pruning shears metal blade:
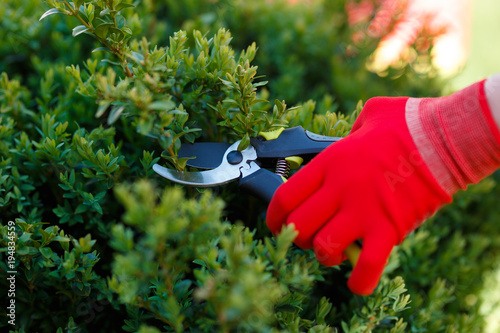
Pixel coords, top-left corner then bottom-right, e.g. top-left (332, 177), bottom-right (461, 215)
top-left (153, 141), bottom-right (258, 187)
top-left (152, 163), bottom-right (240, 187)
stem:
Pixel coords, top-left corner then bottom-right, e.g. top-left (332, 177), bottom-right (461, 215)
top-left (123, 60), bottom-right (133, 77)
top-left (139, 299), bottom-right (175, 327)
top-left (166, 146), bottom-right (183, 171)
top-left (63, 1), bottom-right (134, 78)
top-left (167, 146), bottom-right (175, 158)
top-left (64, 1), bottom-right (92, 31)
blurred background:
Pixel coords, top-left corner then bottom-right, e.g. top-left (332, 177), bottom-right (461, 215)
top-left (2, 0), bottom-right (500, 331)
top-left (448, 0), bottom-right (500, 91)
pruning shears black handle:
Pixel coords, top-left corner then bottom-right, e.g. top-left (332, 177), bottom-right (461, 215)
top-left (239, 167), bottom-right (285, 203)
top-left (251, 126), bottom-right (340, 161)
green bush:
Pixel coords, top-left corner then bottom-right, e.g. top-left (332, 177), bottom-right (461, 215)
top-left (1, 0), bottom-right (499, 332)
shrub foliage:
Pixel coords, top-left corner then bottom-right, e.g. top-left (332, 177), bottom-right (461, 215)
top-left (1, 0), bottom-right (499, 332)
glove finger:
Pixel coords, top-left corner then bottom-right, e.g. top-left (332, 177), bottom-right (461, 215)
top-left (312, 212), bottom-right (361, 266)
top-left (266, 157), bottom-right (327, 235)
top-left (347, 227), bottom-right (398, 295)
top-left (285, 187), bottom-right (341, 249)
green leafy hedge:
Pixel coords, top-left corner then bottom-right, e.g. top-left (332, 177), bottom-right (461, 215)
top-left (1, 0), bottom-right (499, 332)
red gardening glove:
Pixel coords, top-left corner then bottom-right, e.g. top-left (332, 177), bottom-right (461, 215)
top-left (267, 80), bottom-right (500, 295)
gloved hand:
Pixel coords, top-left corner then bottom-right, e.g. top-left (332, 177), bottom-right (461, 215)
top-left (267, 79), bottom-right (500, 295)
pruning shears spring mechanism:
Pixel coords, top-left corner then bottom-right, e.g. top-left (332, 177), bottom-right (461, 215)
top-left (153, 126), bottom-right (361, 265)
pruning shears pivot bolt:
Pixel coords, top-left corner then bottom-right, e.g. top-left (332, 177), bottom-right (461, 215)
top-left (227, 150), bottom-right (243, 165)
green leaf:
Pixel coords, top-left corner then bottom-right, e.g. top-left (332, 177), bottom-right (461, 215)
top-left (84, 3), bottom-right (94, 21)
top-left (147, 100), bottom-right (176, 111)
top-left (121, 26), bottom-right (133, 35)
top-left (173, 280), bottom-right (192, 299)
top-left (20, 184), bottom-right (36, 191)
top-left (130, 51), bottom-right (144, 63)
top-left (92, 202), bottom-right (103, 214)
top-left (72, 25), bottom-right (89, 37)
top-left (101, 59), bottom-right (122, 66)
top-left (172, 129), bottom-right (201, 144)
top-left (109, 27), bottom-right (125, 41)
top-left (39, 247), bottom-right (53, 259)
top-left (115, 3), bottom-right (136, 11)
top-left (39, 228), bottom-right (50, 243)
top-left (94, 23), bottom-right (113, 39)
top-left (18, 246), bottom-right (39, 256)
top-left (115, 15), bottom-right (125, 29)
top-left (92, 47), bottom-right (112, 54)
top-left (176, 157), bottom-right (194, 170)
top-left (75, 204), bottom-right (88, 214)
top-left (159, 134), bottom-right (173, 150)
top-left (74, 0), bottom-right (85, 8)
top-left (18, 233), bottom-right (32, 243)
top-left (193, 259), bottom-right (207, 268)
top-left (39, 8), bottom-right (63, 21)
top-left (77, 234), bottom-right (96, 253)
top-left (96, 101), bottom-right (111, 118)
top-left (15, 220), bottom-right (29, 232)
top-left (168, 109), bottom-right (188, 115)
top-left (253, 81), bottom-right (268, 88)
top-left (237, 133), bottom-right (251, 151)
top-left (223, 99), bottom-right (240, 107)
top-left (108, 106), bottom-right (124, 125)
top-left (53, 235), bottom-right (71, 243)
top-left (94, 191), bottom-right (106, 201)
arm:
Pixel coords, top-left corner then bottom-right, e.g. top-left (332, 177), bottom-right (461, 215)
top-left (267, 75), bottom-right (500, 295)
top-left (485, 73), bottom-right (500, 130)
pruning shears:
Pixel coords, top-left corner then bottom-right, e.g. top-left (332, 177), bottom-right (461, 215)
top-left (153, 126), bottom-right (361, 266)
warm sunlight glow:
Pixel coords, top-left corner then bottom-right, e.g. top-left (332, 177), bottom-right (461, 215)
top-left (347, 0), bottom-right (472, 76)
